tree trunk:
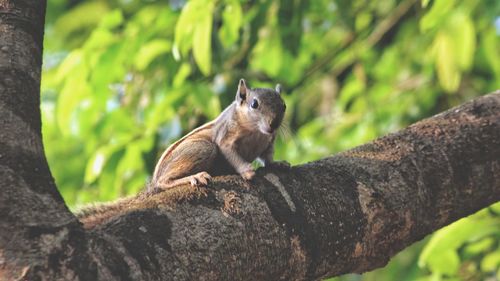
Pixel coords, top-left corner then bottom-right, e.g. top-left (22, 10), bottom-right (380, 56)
top-left (0, 0), bottom-right (89, 279)
top-left (1, 1), bottom-right (499, 280)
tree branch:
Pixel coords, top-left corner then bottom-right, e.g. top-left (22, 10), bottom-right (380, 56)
top-left (19, 91), bottom-right (498, 280)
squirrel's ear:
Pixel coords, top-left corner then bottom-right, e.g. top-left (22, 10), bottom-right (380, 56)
top-left (275, 84), bottom-right (282, 94)
top-left (236, 78), bottom-right (248, 102)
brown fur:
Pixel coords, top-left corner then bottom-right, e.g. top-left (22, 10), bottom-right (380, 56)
top-left (151, 78), bottom-right (286, 190)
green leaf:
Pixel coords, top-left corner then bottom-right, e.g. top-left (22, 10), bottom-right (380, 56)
top-left (219, 0), bottom-right (243, 47)
top-left (174, 0), bottom-right (209, 57)
top-left (84, 148), bottom-right (108, 184)
top-left (173, 0), bottom-right (214, 74)
top-left (422, 0), bottom-right (431, 8)
top-left (55, 50), bottom-right (84, 83)
top-left (192, 4), bottom-right (214, 75)
top-left (84, 140), bottom-right (132, 191)
top-left (250, 31), bottom-right (283, 77)
top-left (490, 202), bottom-right (500, 214)
top-left (482, 250), bottom-right (500, 272)
top-left (419, 216), bottom-right (500, 274)
top-left (355, 12), bottom-right (372, 32)
top-left (89, 43), bottom-right (126, 93)
top-left (145, 96), bottom-right (177, 134)
top-left (96, 150), bottom-right (125, 201)
top-left (114, 143), bottom-right (145, 193)
top-left (54, 1), bottom-right (109, 39)
top-left (447, 12), bottom-right (475, 70)
top-left (432, 32), bottom-right (460, 92)
top-left (414, 272), bottom-right (447, 281)
top-left (427, 250), bottom-right (461, 275)
top-left (173, 63), bottom-right (192, 87)
top-left (173, 6), bottom-right (195, 57)
top-left (338, 76), bottom-right (366, 110)
top-left (134, 39), bottom-right (172, 71)
top-left (482, 30), bottom-right (500, 82)
top-left (99, 9), bottom-right (124, 29)
top-left (420, 0), bottom-right (455, 31)
top-left (83, 28), bottom-right (116, 51)
top-left (464, 238), bottom-right (495, 256)
top-left (56, 73), bottom-right (90, 135)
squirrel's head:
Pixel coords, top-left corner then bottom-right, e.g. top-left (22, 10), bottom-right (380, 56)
top-left (235, 78), bottom-right (286, 135)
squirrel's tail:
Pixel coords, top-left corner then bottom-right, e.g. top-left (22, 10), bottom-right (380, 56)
top-left (75, 196), bottom-right (136, 229)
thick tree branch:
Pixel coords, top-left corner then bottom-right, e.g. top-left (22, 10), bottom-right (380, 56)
top-left (34, 92), bottom-right (500, 280)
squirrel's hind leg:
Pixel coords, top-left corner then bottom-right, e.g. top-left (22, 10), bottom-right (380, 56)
top-left (152, 139), bottom-right (217, 190)
top-left (156, 171), bottom-right (212, 190)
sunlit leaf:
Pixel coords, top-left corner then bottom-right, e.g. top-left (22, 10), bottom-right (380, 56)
top-left (114, 143), bottom-right (146, 193)
top-left (482, 251), bottom-right (500, 272)
top-left (54, 1), bottom-right (109, 40)
top-left (56, 74), bottom-right (90, 135)
top-left (483, 30), bottom-right (500, 83)
top-left (134, 39), bottom-right (172, 71)
top-left (173, 63), bottom-right (192, 87)
top-left (219, 0), bottom-right (243, 47)
top-left (174, 8), bottom-right (195, 57)
top-left (427, 250), bottom-right (460, 275)
top-left (338, 77), bottom-right (365, 110)
top-left (447, 12), bottom-right (475, 70)
top-left (84, 148), bottom-right (108, 184)
top-left (355, 12), bottom-right (372, 32)
top-left (464, 237), bottom-right (495, 256)
top-left (133, 5), bottom-right (164, 27)
top-left (174, 0), bottom-right (209, 57)
top-left (419, 216), bottom-right (500, 273)
top-left (489, 202), bottom-right (500, 214)
top-left (432, 32), bottom-right (460, 92)
top-left (145, 96), bottom-right (177, 134)
top-left (55, 50), bottom-right (83, 83)
top-left (250, 30), bottom-right (283, 77)
top-left (99, 9), bottom-right (124, 29)
top-left (192, 3), bottom-right (214, 75)
top-left (83, 28), bottom-right (116, 51)
top-left (97, 151), bottom-right (125, 200)
top-left (420, 0), bottom-right (455, 31)
top-left (90, 43), bottom-right (126, 95)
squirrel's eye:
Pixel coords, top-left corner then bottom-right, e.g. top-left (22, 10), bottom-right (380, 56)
top-left (250, 99), bottom-right (259, 109)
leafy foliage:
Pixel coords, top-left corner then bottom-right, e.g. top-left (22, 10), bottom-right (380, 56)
top-left (416, 203), bottom-right (500, 281)
top-left (42, 0), bottom-right (500, 279)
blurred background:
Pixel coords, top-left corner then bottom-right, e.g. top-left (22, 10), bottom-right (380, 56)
top-left (41, 0), bottom-right (500, 280)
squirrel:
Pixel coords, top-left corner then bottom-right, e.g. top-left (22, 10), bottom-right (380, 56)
top-left (76, 79), bottom-right (287, 229)
top-left (150, 78), bottom-right (288, 191)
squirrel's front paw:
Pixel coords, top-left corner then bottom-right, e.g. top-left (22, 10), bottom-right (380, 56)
top-left (240, 169), bottom-right (255, 180)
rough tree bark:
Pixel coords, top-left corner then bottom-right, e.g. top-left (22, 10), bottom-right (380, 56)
top-left (1, 1), bottom-right (499, 280)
